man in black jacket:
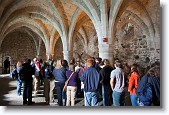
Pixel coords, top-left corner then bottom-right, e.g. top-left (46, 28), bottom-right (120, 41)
top-left (20, 59), bottom-right (35, 105)
top-left (99, 59), bottom-right (113, 106)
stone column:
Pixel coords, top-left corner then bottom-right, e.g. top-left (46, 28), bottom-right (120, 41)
top-left (36, 39), bottom-right (42, 59)
top-left (63, 50), bottom-right (73, 63)
top-left (46, 51), bottom-right (54, 60)
top-left (98, 44), bottom-right (114, 65)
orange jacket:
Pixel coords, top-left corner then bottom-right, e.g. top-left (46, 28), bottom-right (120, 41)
top-left (128, 72), bottom-right (139, 95)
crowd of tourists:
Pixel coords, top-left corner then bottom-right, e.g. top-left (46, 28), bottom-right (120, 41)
top-left (10, 55), bottom-right (160, 106)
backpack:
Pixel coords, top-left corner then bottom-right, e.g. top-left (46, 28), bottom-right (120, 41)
top-left (137, 76), bottom-right (153, 106)
top-left (11, 69), bottom-right (18, 80)
top-left (44, 60), bottom-right (54, 78)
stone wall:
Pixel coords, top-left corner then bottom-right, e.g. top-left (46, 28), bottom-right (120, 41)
top-left (39, 41), bottom-right (46, 61)
top-left (0, 31), bottom-right (36, 66)
top-left (73, 27), bottom-right (98, 62)
top-left (0, 0), bottom-right (160, 69)
top-left (72, 19), bottom-right (99, 62)
top-left (113, 0), bottom-right (160, 68)
top-left (54, 38), bottom-right (63, 60)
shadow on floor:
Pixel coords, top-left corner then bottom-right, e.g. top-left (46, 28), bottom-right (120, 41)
top-left (0, 76), bottom-right (16, 106)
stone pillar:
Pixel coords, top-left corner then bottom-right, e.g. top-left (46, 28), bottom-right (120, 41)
top-left (46, 52), bottom-right (54, 60)
top-left (98, 44), bottom-right (114, 65)
top-left (36, 39), bottom-right (42, 59)
top-left (63, 50), bottom-right (73, 63)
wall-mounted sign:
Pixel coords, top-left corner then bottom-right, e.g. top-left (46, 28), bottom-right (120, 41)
top-left (103, 38), bottom-right (108, 42)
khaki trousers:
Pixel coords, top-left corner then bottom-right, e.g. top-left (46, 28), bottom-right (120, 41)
top-left (33, 75), bottom-right (40, 93)
top-left (44, 78), bottom-right (55, 103)
top-left (66, 86), bottom-right (77, 106)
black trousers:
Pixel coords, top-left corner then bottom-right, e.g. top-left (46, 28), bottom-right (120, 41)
top-left (23, 81), bottom-right (33, 104)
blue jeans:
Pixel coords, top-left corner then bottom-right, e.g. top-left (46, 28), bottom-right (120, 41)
top-left (112, 91), bottom-right (125, 106)
top-left (130, 94), bottom-right (138, 106)
top-left (17, 79), bottom-right (22, 96)
top-left (84, 92), bottom-right (99, 106)
top-left (102, 85), bottom-right (112, 106)
top-left (55, 82), bottom-right (66, 106)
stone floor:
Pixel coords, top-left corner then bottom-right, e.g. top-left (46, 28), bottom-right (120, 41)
top-left (0, 74), bottom-right (131, 107)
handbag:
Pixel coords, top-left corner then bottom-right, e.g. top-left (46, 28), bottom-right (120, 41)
top-left (63, 72), bottom-right (74, 92)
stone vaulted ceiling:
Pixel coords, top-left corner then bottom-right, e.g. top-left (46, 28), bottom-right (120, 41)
top-left (0, 0), bottom-right (121, 56)
top-left (0, 0), bottom-right (160, 66)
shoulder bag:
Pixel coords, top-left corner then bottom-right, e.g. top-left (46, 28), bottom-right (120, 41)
top-left (63, 72), bottom-right (74, 92)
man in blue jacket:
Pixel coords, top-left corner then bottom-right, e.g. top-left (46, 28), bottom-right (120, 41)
top-left (80, 57), bottom-right (101, 106)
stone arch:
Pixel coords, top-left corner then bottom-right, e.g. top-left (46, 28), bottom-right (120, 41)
top-left (68, 8), bottom-right (83, 49)
top-left (0, 24), bottom-right (49, 60)
top-left (0, 0), bottom-right (15, 18)
top-left (1, 26), bottom-right (45, 61)
top-left (79, 26), bottom-right (88, 47)
top-left (0, 1), bottom-right (68, 54)
top-left (0, 0), bottom-right (27, 31)
top-left (0, 18), bottom-right (48, 49)
top-left (83, 0), bottom-right (100, 22)
top-left (52, 35), bottom-right (60, 56)
top-left (71, 0), bottom-right (101, 44)
top-left (111, 0), bottom-right (155, 47)
top-left (120, 10), bottom-right (150, 36)
top-left (0, 6), bottom-right (63, 39)
top-left (24, 29), bottom-right (39, 54)
top-left (134, 0), bottom-right (155, 38)
top-left (1, 30), bottom-right (37, 67)
top-left (48, 0), bottom-right (69, 51)
top-left (53, 37), bottom-right (64, 60)
top-left (69, 12), bottom-right (90, 51)
top-left (109, 0), bottom-right (124, 43)
top-left (49, 0), bottom-right (69, 33)
top-left (0, 5), bottom-right (69, 56)
top-left (70, 0), bottom-right (93, 20)
top-left (72, 31), bottom-right (86, 61)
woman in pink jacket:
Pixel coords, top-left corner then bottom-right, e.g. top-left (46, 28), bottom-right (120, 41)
top-left (128, 64), bottom-right (140, 106)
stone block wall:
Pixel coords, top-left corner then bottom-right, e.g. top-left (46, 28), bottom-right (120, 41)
top-left (73, 28), bottom-right (98, 62)
top-left (0, 31), bottom-right (36, 66)
top-left (113, 0), bottom-right (160, 68)
top-left (54, 38), bottom-right (63, 60)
